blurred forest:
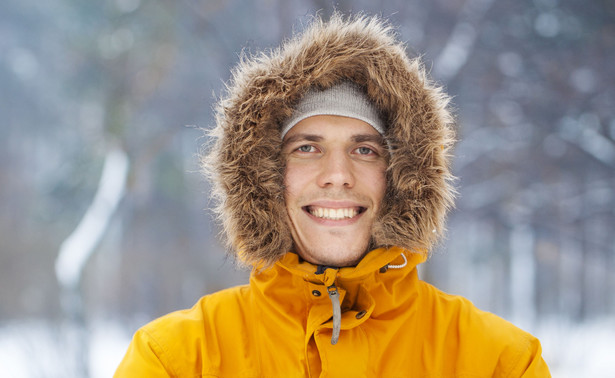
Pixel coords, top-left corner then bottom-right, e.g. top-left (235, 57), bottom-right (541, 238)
top-left (1, 0), bottom-right (614, 376)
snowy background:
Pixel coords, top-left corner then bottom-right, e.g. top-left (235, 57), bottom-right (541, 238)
top-left (1, 0), bottom-right (614, 376)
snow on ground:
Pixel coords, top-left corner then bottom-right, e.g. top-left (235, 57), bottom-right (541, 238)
top-left (536, 316), bottom-right (615, 378)
top-left (0, 317), bottom-right (614, 376)
top-left (0, 320), bottom-right (131, 378)
top-left (88, 322), bottom-right (132, 378)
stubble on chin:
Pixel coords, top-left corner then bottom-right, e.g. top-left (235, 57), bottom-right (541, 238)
top-left (293, 236), bottom-right (373, 267)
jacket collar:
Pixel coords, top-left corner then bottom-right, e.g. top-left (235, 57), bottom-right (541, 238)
top-left (275, 246), bottom-right (426, 287)
top-left (250, 246), bottom-right (426, 345)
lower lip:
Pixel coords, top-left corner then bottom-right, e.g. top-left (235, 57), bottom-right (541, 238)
top-left (303, 209), bottom-right (364, 226)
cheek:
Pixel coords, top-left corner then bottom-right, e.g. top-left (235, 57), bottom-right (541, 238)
top-left (283, 164), bottom-right (304, 203)
top-left (366, 165), bottom-right (387, 204)
top-left (284, 162), bottom-right (313, 191)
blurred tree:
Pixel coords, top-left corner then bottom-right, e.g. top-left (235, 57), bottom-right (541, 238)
top-left (1, 2), bottom-right (614, 375)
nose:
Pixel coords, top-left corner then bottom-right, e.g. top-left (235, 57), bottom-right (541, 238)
top-left (317, 151), bottom-right (355, 188)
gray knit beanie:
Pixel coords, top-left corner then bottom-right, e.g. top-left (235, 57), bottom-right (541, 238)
top-left (281, 81), bottom-right (385, 138)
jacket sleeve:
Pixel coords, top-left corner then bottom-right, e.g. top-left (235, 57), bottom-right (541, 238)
top-left (114, 328), bottom-right (175, 378)
top-left (508, 335), bottom-right (551, 378)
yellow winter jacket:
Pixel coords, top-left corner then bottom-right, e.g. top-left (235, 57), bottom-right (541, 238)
top-left (115, 247), bottom-right (550, 377)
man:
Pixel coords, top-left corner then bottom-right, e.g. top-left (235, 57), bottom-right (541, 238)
top-left (115, 14), bottom-right (550, 377)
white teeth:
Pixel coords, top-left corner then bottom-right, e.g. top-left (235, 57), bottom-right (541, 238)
top-left (309, 207), bottom-right (359, 220)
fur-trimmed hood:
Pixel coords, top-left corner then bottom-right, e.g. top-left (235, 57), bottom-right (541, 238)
top-left (203, 13), bottom-right (456, 268)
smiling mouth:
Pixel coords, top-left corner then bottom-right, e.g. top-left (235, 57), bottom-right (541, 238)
top-left (303, 206), bottom-right (366, 220)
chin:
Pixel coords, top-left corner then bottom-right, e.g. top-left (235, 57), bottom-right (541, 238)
top-left (298, 241), bottom-right (371, 267)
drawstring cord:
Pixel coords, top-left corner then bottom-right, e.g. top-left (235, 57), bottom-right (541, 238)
top-left (387, 253), bottom-right (407, 269)
top-left (316, 265), bottom-right (341, 345)
top-left (327, 283), bottom-right (341, 345)
top-left (319, 253), bottom-right (406, 345)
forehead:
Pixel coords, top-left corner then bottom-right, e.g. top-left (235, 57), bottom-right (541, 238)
top-left (283, 115), bottom-right (381, 142)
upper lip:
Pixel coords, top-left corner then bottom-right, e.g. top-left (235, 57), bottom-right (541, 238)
top-left (303, 200), bottom-right (366, 209)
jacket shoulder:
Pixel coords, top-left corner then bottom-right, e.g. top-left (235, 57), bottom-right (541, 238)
top-left (416, 281), bottom-right (551, 377)
top-left (114, 285), bottom-right (253, 377)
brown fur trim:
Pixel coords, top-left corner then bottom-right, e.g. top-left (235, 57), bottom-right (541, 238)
top-left (202, 13), bottom-right (456, 268)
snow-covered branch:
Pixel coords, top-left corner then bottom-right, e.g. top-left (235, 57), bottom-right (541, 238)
top-left (55, 149), bottom-right (130, 290)
top-left (558, 115), bottom-right (615, 166)
top-left (433, 0), bottom-right (496, 81)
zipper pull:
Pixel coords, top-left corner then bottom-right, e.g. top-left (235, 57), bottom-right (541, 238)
top-left (327, 283), bottom-right (341, 345)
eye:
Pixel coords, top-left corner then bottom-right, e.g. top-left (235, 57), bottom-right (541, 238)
top-left (297, 145), bottom-right (317, 153)
top-left (355, 146), bottom-right (376, 155)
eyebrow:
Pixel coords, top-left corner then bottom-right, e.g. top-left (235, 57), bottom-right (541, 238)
top-left (282, 133), bottom-right (324, 145)
top-left (282, 133), bottom-right (385, 146)
top-left (352, 134), bottom-right (385, 145)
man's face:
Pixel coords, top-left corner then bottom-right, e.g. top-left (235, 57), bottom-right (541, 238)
top-left (282, 115), bottom-right (387, 267)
